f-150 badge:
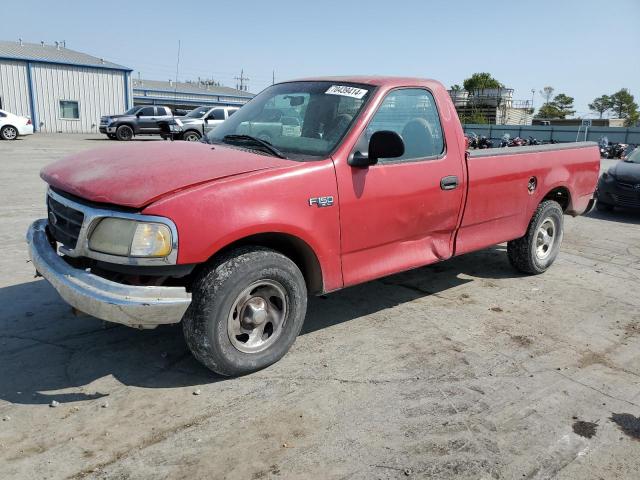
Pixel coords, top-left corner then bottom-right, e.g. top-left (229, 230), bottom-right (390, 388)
top-left (308, 196), bottom-right (334, 208)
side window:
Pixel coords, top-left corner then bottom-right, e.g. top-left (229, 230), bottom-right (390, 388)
top-left (364, 88), bottom-right (444, 162)
top-left (155, 107), bottom-right (167, 116)
top-left (227, 108), bottom-right (238, 117)
top-left (139, 107), bottom-right (155, 116)
top-left (211, 109), bottom-right (226, 120)
top-left (0, 111), bottom-right (6, 118)
top-left (60, 100), bottom-right (80, 119)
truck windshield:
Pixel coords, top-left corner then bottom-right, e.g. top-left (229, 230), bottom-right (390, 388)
top-left (124, 106), bottom-right (142, 115)
top-left (205, 81), bottom-right (373, 159)
top-left (185, 106), bottom-right (210, 118)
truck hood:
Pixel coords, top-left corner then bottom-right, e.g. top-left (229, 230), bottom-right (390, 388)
top-left (41, 141), bottom-right (295, 208)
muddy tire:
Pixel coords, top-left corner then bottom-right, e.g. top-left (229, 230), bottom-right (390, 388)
top-left (507, 200), bottom-right (564, 275)
top-left (116, 125), bottom-right (134, 141)
top-left (183, 247), bottom-right (307, 376)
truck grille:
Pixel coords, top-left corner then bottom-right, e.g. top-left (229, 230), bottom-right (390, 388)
top-left (47, 195), bottom-right (85, 249)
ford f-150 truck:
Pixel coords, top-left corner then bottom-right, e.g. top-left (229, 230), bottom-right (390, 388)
top-left (27, 77), bottom-right (599, 376)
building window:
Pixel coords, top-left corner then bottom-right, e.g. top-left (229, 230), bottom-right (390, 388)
top-left (60, 101), bottom-right (80, 119)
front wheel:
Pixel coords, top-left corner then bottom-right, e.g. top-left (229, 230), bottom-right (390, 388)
top-left (116, 125), bottom-right (134, 141)
top-left (507, 200), bottom-right (564, 274)
top-left (182, 130), bottom-right (202, 142)
top-left (183, 247), bottom-right (308, 376)
top-left (1, 125), bottom-right (18, 140)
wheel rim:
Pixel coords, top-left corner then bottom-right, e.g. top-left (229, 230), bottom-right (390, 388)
top-left (184, 133), bottom-right (199, 141)
top-left (535, 218), bottom-right (557, 260)
top-left (3, 127), bottom-right (17, 139)
top-left (120, 128), bottom-right (132, 140)
top-left (227, 280), bottom-right (287, 354)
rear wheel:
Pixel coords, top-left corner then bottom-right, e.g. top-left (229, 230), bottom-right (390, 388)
top-left (183, 247), bottom-right (307, 376)
top-left (116, 125), bottom-right (134, 141)
top-left (182, 130), bottom-right (202, 142)
top-left (1, 125), bottom-right (18, 140)
top-left (507, 200), bottom-right (564, 274)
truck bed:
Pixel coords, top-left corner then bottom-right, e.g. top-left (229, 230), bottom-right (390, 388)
top-left (454, 141), bottom-right (600, 256)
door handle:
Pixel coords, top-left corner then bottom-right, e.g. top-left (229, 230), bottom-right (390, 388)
top-left (440, 175), bottom-right (459, 190)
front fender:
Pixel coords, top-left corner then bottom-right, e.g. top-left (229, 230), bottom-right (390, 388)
top-left (142, 159), bottom-right (344, 292)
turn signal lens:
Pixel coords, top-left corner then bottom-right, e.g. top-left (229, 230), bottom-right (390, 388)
top-left (130, 223), bottom-right (172, 257)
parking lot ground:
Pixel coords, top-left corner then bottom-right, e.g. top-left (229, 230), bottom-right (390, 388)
top-left (1, 134), bottom-right (639, 480)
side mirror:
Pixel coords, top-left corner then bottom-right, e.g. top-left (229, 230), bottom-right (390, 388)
top-left (349, 130), bottom-right (404, 168)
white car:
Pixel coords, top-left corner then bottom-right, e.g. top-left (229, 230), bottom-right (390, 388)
top-left (0, 109), bottom-right (34, 140)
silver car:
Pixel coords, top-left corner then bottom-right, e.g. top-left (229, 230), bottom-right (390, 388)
top-left (173, 106), bottom-right (239, 141)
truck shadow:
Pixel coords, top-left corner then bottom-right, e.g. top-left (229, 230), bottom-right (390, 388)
top-left (0, 247), bottom-right (518, 405)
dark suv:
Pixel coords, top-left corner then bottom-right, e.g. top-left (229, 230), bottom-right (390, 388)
top-left (100, 106), bottom-right (173, 141)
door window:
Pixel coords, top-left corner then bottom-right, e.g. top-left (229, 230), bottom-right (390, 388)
top-left (364, 88), bottom-right (444, 163)
top-left (139, 107), bottom-right (155, 116)
top-left (211, 109), bottom-right (226, 120)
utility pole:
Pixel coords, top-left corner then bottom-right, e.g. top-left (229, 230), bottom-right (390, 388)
top-left (235, 69), bottom-right (250, 92)
top-left (272, 70), bottom-right (275, 85)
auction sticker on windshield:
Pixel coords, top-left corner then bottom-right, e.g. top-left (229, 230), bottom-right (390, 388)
top-left (325, 85), bottom-right (368, 99)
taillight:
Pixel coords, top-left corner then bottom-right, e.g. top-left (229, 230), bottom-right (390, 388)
top-left (26, 118), bottom-right (32, 125)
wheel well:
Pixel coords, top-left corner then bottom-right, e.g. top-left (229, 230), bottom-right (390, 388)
top-left (542, 187), bottom-right (571, 211)
top-left (209, 233), bottom-right (324, 294)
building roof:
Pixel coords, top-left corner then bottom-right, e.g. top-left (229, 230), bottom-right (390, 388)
top-left (0, 40), bottom-right (131, 71)
top-left (133, 79), bottom-right (254, 98)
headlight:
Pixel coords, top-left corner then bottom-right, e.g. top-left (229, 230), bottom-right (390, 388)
top-left (89, 218), bottom-right (173, 257)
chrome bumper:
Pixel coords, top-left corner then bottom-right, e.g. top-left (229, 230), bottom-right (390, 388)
top-left (26, 219), bottom-right (192, 329)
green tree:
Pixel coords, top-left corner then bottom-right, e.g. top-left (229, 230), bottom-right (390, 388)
top-left (462, 73), bottom-right (504, 92)
top-left (588, 95), bottom-right (612, 119)
top-left (450, 84), bottom-right (463, 91)
top-left (536, 103), bottom-right (562, 119)
top-left (609, 89), bottom-right (639, 126)
top-left (535, 93), bottom-right (575, 119)
top-left (552, 93), bottom-right (575, 118)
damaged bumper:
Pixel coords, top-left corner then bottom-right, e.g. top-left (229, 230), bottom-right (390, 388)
top-left (26, 219), bottom-right (192, 329)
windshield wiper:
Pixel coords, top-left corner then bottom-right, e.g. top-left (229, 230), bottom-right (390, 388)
top-left (222, 134), bottom-right (287, 159)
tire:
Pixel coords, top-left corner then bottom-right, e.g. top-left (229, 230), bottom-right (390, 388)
top-left (183, 247), bottom-right (308, 376)
top-left (107, 133), bottom-right (117, 140)
top-left (116, 125), bottom-right (134, 141)
top-left (507, 200), bottom-right (564, 275)
top-left (182, 130), bottom-right (202, 142)
top-left (596, 200), bottom-right (613, 212)
top-left (1, 125), bottom-right (18, 140)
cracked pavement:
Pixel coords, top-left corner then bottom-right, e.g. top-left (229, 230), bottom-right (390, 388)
top-left (1, 134), bottom-right (639, 479)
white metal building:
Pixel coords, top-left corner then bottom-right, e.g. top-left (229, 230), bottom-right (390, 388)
top-left (0, 40), bottom-right (132, 133)
top-left (133, 79), bottom-right (254, 112)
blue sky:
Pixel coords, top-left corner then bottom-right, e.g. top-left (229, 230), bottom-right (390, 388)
top-left (5, 0), bottom-right (640, 116)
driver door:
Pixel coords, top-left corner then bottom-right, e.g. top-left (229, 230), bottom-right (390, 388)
top-left (336, 88), bottom-right (465, 287)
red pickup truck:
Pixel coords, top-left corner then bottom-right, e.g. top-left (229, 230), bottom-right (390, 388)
top-left (27, 77), bottom-right (599, 376)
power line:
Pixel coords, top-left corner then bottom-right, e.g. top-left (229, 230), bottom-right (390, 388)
top-left (234, 69), bottom-right (250, 92)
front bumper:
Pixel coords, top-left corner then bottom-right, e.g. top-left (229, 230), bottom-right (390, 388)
top-left (26, 219), bottom-right (192, 329)
top-left (597, 178), bottom-right (640, 209)
top-left (99, 125), bottom-right (117, 134)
